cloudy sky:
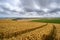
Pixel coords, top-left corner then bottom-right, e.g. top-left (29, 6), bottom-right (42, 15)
top-left (0, 0), bottom-right (60, 18)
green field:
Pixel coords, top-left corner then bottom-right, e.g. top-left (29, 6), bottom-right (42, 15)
top-left (31, 18), bottom-right (60, 24)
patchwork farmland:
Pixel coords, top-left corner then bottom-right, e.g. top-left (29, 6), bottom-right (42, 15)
top-left (0, 19), bottom-right (60, 40)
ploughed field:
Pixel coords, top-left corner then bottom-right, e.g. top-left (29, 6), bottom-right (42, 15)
top-left (0, 19), bottom-right (59, 40)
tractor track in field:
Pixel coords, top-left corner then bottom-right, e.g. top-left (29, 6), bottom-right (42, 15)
top-left (53, 24), bottom-right (60, 40)
top-left (0, 23), bottom-right (48, 39)
top-left (41, 24), bottom-right (57, 40)
top-left (48, 25), bottom-right (57, 40)
top-left (53, 25), bottom-right (57, 40)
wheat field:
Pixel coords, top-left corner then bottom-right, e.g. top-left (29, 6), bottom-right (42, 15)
top-left (53, 24), bottom-right (60, 40)
top-left (0, 19), bottom-right (59, 40)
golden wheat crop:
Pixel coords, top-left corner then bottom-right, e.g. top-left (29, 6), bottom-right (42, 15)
top-left (53, 24), bottom-right (60, 40)
top-left (0, 20), bottom-right (46, 38)
top-left (3, 24), bottom-right (53, 40)
top-left (0, 19), bottom-right (55, 40)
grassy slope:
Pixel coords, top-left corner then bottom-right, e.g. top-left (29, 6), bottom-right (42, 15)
top-left (31, 18), bottom-right (60, 24)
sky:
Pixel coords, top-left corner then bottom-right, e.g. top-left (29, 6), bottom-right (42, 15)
top-left (0, 0), bottom-right (60, 18)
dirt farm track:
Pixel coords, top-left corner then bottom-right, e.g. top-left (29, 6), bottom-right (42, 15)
top-left (0, 19), bottom-right (60, 40)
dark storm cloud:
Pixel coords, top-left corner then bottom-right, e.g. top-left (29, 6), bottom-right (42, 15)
top-left (49, 8), bottom-right (60, 13)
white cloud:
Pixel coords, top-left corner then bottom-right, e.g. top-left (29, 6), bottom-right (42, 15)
top-left (4, 2), bottom-right (24, 12)
top-left (49, 2), bottom-right (58, 9)
top-left (33, 1), bottom-right (40, 10)
top-left (12, 0), bottom-right (21, 6)
top-left (4, 3), bottom-right (14, 10)
top-left (42, 8), bottom-right (49, 12)
top-left (0, 0), bottom-right (24, 15)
